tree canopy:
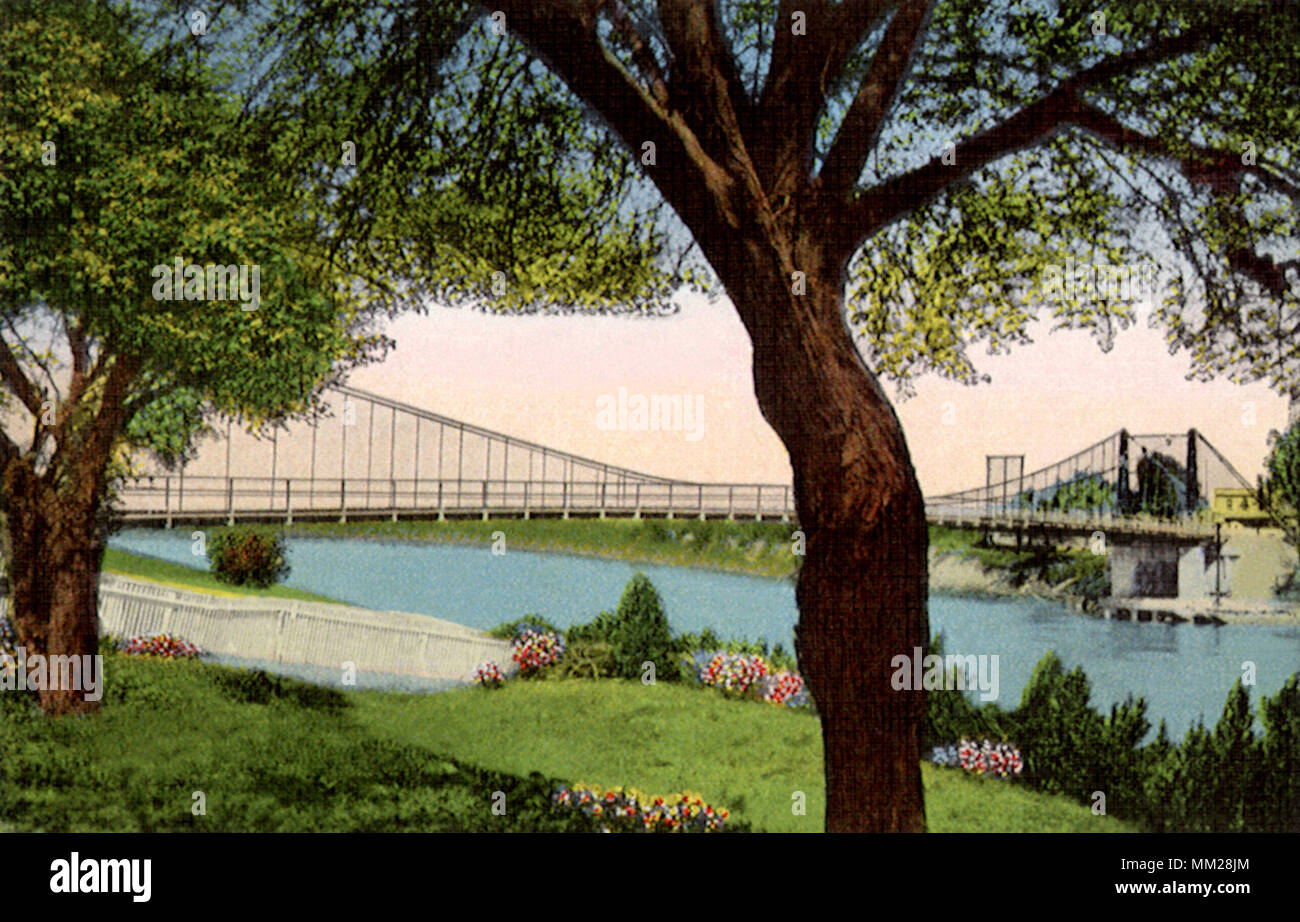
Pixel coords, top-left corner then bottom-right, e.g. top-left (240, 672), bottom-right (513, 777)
top-left (187, 0), bottom-right (1300, 400)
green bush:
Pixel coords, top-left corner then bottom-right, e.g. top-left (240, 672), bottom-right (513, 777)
top-left (608, 573), bottom-right (676, 681)
top-left (920, 635), bottom-right (1007, 748)
top-left (564, 610), bottom-right (617, 646)
top-left (488, 614), bottom-right (562, 640)
top-left (206, 527), bottom-right (290, 588)
top-left (1257, 675), bottom-right (1300, 832)
top-left (924, 641), bottom-right (1300, 832)
top-left (556, 639), bottom-right (617, 679)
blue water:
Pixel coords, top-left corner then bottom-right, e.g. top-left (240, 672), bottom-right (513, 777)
top-left (110, 529), bottom-right (1300, 739)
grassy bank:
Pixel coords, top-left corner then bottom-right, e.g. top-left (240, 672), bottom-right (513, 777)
top-left (102, 547), bottom-right (341, 604)
top-left (0, 654), bottom-right (1135, 832)
top-left (282, 517), bottom-right (801, 578)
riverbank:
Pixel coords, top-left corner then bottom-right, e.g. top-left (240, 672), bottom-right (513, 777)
top-left (274, 518), bottom-right (1104, 600)
top-left (106, 518), bottom-right (1122, 608)
top-left (109, 519), bottom-right (1300, 623)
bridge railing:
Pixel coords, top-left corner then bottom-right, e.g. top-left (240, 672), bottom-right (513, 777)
top-left (115, 475), bottom-right (796, 522)
top-left (924, 504), bottom-right (1217, 537)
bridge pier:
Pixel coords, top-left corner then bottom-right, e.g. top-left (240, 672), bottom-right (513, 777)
top-left (1108, 536), bottom-right (1230, 600)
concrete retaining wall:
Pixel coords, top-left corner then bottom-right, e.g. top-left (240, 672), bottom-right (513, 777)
top-left (96, 574), bottom-right (513, 680)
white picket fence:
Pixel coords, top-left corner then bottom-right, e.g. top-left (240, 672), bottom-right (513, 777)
top-left (96, 574), bottom-right (514, 681)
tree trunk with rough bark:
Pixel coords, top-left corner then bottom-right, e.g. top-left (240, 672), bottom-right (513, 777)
top-left (2, 458), bottom-right (107, 716)
top-left (718, 241), bottom-right (930, 832)
top-left (1, 355), bottom-right (134, 716)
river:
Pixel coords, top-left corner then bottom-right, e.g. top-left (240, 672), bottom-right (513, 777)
top-left (109, 529), bottom-right (1300, 739)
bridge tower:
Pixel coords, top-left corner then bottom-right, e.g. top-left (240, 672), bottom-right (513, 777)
top-left (1117, 429), bottom-right (1131, 513)
top-left (1185, 428), bottom-right (1199, 514)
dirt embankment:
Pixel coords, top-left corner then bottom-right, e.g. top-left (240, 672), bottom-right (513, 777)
top-left (926, 548), bottom-right (1079, 604)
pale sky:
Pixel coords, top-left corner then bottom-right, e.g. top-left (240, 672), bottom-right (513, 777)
top-left (310, 291), bottom-right (1289, 496)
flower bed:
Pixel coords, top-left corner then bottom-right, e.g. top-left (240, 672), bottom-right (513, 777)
top-left (760, 670), bottom-right (808, 707)
top-left (930, 739), bottom-right (1024, 779)
top-left (687, 649), bottom-right (810, 707)
top-left (471, 661), bottom-right (504, 688)
top-left (511, 625), bottom-right (566, 675)
top-left (551, 783), bottom-right (731, 833)
top-left (693, 650), bottom-right (769, 693)
top-left (118, 634), bottom-right (205, 659)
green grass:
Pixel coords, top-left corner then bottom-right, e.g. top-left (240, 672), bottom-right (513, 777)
top-left (102, 547), bottom-right (343, 604)
top-left (283, 517), bottom-right (802, 578)
top-left (0, 655), bottom-right (1136, 832)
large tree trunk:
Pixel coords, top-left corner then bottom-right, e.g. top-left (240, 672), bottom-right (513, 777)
top-left (2, 458), bottom-right (106, 716)
top-left (723, 241), bottom-right (930, 832)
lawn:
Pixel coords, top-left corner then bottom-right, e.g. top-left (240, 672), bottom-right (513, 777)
top-left (0, 654), bottom-right (1136, 833)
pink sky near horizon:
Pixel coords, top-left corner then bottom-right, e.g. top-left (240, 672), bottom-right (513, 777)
top-left (321, 292), bottom-right (1290, 496)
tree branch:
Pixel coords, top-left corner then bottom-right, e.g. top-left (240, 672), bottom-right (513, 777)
top-left (657, 1), bottom-right (755, 167)
top-left (0, 335), bottom-right (43, 420)
top-left (818, 0), bottom-right (933, 199)
top-left (600, 0), bottom-right (669, 105)
top-left (493, 0), bottom-right (742, 237)
top-left (754, 0), bottom-right (891, 197)
top-left (834, 22), bottom-right (1223, 253)
top-left (1070, 103), bottom-right (1300, 202)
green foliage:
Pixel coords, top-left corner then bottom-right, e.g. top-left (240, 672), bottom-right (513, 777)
top-left (925, 646), bottom-right (1300, 832)
top-left (1042, 552), bottom-right (1110, 603)
top-left (284, 518), bottom-right (800, 578)
top-left (206, 528), bottom-right (290, 588)
top-left (0, 1), bottom-right (388, 436)
top-left (920, 634), bottom-right (1008, 749)
top-left (672, 630), bottom-right (799, 674)
top-left (1032, 474), bottom-right (1116, 513)
top-left (1132, 451), bottom-right (1186, 518)
top-left (1257, 676), bottom-right (1300, 833)
top-left (565, 610), bottom-right (618, 646)
top-left (103, 548), bottom-right (337, 603)
top-left (607, 573), bottom-right (677, 682)
top-left (1261, 419), bottom-right (1300, 548)
top-left (241, 0), bottom-right (688, 316)
top-left (488, 615), bottom-right (562, 640)
top-left (555, 639), bottom-right (618, 680)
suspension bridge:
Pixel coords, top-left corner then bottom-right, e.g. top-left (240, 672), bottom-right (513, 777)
top-left (116, 384), bottom-right (1257, 538)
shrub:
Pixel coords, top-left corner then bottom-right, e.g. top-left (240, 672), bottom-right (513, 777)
top-left (565, 610), bottom-right (617, 645)
top-left (921, 640), bottom-right (1300, 832)
top-left (489, 615), bottom-right (562, 640)
top-left (557, 639), bottom-right (617, 679)
top-left (607, 573), bottom-right (676, 681)
top-left (1257, 675), bottom-right (1300, 832)
top-left (207, 527), bottom-right (290, 588)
